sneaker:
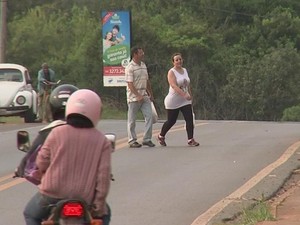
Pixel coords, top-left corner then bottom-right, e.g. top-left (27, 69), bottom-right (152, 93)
top-left (129, 141), bottom-right (142, 148)
top-left (188, 138), bottom-right (200, 147)
top-left (157, 135), bottom-right (167, 146)
top-left (142, 141), bottom-right (155, 147)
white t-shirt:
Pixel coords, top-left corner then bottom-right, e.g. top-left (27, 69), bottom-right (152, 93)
top-left (164, 67), bottom-right (192, 109)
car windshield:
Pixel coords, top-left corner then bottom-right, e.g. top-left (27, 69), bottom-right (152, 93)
top-left (0, 69), bottom-right (23, 82)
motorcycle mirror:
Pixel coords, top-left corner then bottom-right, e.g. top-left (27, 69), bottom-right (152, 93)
top-left (17, 130), bottom-right (30, 152)
top-left (105, 133), bottom-right (116, 150)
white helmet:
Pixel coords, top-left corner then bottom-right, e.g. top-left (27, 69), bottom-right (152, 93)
top-left (65, 89), bottom-right (102, 127)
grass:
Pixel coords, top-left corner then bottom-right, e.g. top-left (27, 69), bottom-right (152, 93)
top-left (238, 201), bottom-right (275, 225)
top-left (215, 200), bottom-right (275, 225)
top-left (0, 104), bottom-right (138, 123)
top-left (0, 116), bottom-right (23, 123)
top-left (101, 103), bottom-right (148, 120)
top-left (101, 106), bottom-right (127, 120)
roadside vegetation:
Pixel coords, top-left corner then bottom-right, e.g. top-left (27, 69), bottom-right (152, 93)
top-left (238, 202), bottom-right (275, 225)
top-left (0, 116), bottom-right (23, 123)
top-left (5, 0), bottom-right (300, 121)
top-left (216, 200), bottom-right (275, 225)
top-left (0, 97), bottom-right (142, 122)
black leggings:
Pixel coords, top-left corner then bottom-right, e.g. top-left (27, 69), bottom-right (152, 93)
top-left (160, 104), bottom-right (194, 140)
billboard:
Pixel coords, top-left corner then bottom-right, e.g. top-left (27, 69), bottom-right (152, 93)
top-left (102, 11), bottom-right (131, 87)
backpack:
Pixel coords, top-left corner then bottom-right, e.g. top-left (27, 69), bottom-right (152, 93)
top-left (13, 143), bottom-right (43, 185)
top-left (14, 120), bottom-right (66, 185)
top-left (23, 144), bottom-right (43, 185)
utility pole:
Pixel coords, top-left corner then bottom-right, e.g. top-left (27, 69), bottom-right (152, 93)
top-left (0, 0), bottom-right (7, 63)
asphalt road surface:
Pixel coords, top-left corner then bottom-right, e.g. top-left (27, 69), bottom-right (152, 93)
top-left (0, 119), bottom-right (300, 225)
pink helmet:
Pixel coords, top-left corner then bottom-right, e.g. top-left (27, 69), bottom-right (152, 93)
top-left (65, 89), bottom-right (102, 127)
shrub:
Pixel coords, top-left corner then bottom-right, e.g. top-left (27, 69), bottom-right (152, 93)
top-left (281, 105), bottom-right (300, 121)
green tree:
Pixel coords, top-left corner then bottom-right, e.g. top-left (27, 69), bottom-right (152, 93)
top-left (6, 0), bottom-right (300, 121)
top-left (8, 5), bottom-right (103, 89)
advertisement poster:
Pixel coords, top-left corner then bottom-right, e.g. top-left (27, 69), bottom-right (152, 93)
top-left (102, 11), bottom-right (131, 87)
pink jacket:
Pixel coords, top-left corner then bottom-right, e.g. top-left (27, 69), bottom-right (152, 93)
top-left (36, 124), bottom-right (112, 216)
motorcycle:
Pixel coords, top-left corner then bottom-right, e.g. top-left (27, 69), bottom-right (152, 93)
top-left (16, 130), bottom-right (116, 225)
top-left (41, 198), bottom-right (102, 225)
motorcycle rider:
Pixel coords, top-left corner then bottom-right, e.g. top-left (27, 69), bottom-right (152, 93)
top-left (15, 84), bottom-right (79, 179)
top-left (21, 88), bottom-right (112, 225)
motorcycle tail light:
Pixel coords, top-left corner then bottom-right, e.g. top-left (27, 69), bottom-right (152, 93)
top-left (61, 202), bottom-right (84, 217)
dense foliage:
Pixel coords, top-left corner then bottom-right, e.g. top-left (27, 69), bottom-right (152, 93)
top-left (5, 0), bottom-right (300, 121)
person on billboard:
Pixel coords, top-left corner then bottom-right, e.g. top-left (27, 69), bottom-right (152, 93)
top-left (103, 31), bottom-right (115, 52)
top-left (111, 25), bottom-right (125, 44)
top-left (125, 46), bottom-right (155, 148)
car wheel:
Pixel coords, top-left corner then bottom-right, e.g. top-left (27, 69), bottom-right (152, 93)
top-left (24, 107), bottom-right (36, 123)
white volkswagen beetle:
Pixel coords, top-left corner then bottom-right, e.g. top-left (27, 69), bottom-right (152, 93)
top-left (0, 63), bottom-right (38, 123)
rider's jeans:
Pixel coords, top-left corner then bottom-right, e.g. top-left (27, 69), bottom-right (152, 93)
top-left (24, 192), bottom-right (111, 225)
top-left (24, 192), bottom-right (60, 225)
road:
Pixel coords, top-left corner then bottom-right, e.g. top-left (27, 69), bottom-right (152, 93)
top-left (0, 120), bottom-right (300, 225)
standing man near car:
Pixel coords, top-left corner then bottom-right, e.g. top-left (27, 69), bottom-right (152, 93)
top-left (37, 63), bottom-right (55, 123)
top-left (125, 46), bottom-right (155, 148)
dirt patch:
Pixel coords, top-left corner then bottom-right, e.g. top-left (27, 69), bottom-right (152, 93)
top-left (267, 169), bottom-right (300, 217)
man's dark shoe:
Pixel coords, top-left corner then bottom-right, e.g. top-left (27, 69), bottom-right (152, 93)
top-left (142, 141), bottom-right (155, 147)
top-left (35, 118), bottom-right (42, 123)
top-left (129, 141), bottom-right (142, 148)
